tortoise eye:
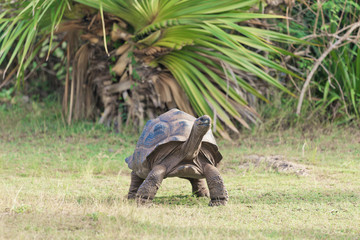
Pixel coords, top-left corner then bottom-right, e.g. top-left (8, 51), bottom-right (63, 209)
top-left (198, 116), bottom-right (210, 125)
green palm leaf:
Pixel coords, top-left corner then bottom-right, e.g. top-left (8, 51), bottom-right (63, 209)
top-left (0, 0), bottom-right (307, 135)
top-left (0, 0), bottom-right (70, 77)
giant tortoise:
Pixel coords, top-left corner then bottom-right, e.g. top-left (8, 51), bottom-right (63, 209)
top-left (125, 108), bottom-right (228, 206)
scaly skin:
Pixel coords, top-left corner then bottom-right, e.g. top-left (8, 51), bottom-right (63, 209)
top-left (135, 165), bottom-right (166, 202)
top-left (204, 164), bottom-right (228, 206)
top-left (128, 171), bottom-right (144, 199)
top-left (187, 178), bottom-right (210, 197)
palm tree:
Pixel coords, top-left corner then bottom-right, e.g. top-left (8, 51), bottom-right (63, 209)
top-left (0, 0), bottom-right (304, 138)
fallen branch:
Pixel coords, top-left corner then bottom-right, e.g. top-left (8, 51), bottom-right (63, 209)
top-left (0, 68), bottom-right (17, 89)
top-left (296, 21), bottom-right (360, 116)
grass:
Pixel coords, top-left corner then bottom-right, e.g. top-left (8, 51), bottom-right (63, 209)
top-left (0, 102), bottom-right (359, 239)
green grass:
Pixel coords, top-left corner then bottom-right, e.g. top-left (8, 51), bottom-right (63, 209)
top-left (0, 103), bottom-right (359, 239)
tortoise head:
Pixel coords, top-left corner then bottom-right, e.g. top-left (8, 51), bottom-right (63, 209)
top-left (193, 115), bottom-right (211, 136)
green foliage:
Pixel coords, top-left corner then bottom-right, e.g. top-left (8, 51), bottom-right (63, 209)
top-left (0, 0), bottom-right (70, 80)
top-left (0, 0), bottom-right (306, 134)
top-left (315, 44), bottom-right (360, 120)
top-left (0, 87), bottom-right (14, 101)
top-left (256, 91), bottom-right (312, 131)
top-left (12, 205), bottom-right (32, 214)
top-left (281, 0), bottom-right (360, 121)
top-left (73, 0), bottom-right (304, 133)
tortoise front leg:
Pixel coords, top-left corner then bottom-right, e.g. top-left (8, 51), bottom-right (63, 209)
top-left (204, 164), bottom-right (228, 206)
top-left (136, 164), bottom-right (166, 204)
top-left (187, 178), bottom-right (209, 197)
top-left (128, 171), bottom-right (144, 199)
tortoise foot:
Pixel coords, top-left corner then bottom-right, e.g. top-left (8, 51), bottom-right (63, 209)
top-left (127, 193), bottom-right (136, 200)
top-left (208, 198), bottom-right (227, 207)
top-left (194, 189), bottom-right (210, 198)
top-left (136, 196), bottom-right (154, 206)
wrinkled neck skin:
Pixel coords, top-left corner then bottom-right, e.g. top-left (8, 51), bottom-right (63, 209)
top-left (181, 124), bottom-right (208, 161)
top-left (162, 122), bottom-right (210, 176)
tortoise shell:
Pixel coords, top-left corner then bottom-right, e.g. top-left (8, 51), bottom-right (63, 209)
top-left (125, 108), bottom-right (222, 179)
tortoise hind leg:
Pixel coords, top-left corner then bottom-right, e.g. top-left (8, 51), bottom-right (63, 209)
top-left (186, 178), bottom-right (209, 197)
top-left (136, 164), bottom-right (166, 204)
top-left (128, 171), bottom-right (144, 199)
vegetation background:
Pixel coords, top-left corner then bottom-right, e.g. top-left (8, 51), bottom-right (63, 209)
top-left (0, 0), bottom-right (360, 239)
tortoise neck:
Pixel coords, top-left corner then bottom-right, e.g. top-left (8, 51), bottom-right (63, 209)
top-left (181, 125), bottom-right (207, 160)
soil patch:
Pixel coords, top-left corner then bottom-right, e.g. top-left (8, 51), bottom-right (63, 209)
top-left (240, 155), bottom-right (309, 176)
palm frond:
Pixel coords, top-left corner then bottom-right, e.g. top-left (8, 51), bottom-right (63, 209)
top-left (0, 0), bottom-right (69, 78)
top-left (1, 0), bottom-right (308, 135)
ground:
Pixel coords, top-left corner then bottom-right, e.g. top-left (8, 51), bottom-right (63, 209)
top-left (0, 104), bottom-right (359, 239)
